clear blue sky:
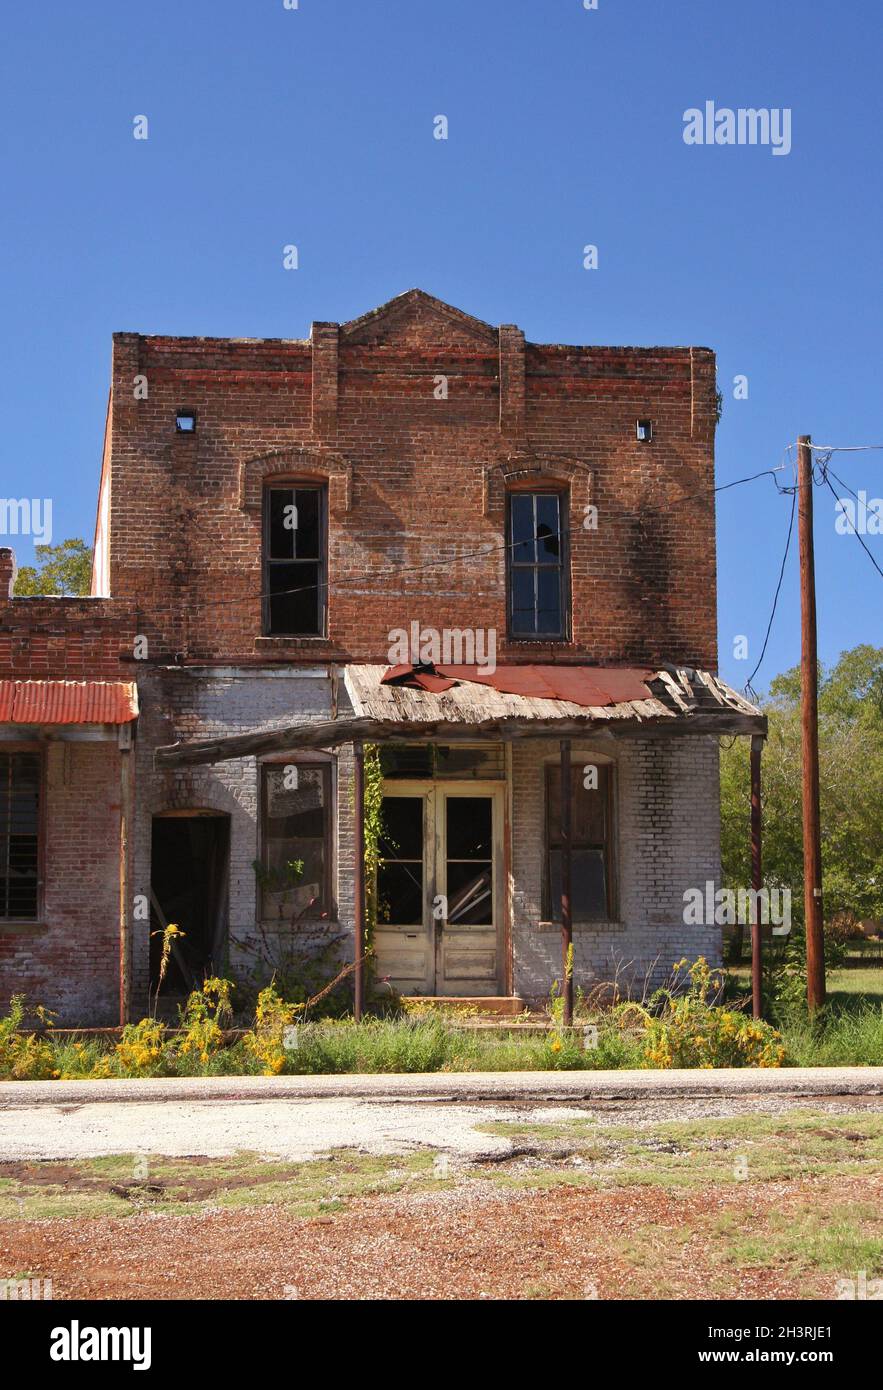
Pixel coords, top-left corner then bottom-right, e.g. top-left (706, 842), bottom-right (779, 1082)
top-left (1, 0), bottom-right (880, 690)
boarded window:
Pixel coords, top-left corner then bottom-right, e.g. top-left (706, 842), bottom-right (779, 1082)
top-left (544, 763), bottom-right (612, 921)
top-left (260, 763), bottom-right (331, 919)
top-left (263, 485), bottom-right (326, 636)
top-left (507, 491), bottom-right (569, 638)
top-left (0, 752), bottom-right (40, 920)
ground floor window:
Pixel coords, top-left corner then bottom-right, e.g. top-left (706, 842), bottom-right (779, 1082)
top-left (544, 761), bottom-right (612, 920)
top-left (260, 760), bottom-right (332, 919)
top-left (0, 750), bottom-right (40, 920)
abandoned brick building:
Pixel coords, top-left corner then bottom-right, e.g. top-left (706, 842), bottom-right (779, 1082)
top-left (0, 290), bottom-right (765, 1025)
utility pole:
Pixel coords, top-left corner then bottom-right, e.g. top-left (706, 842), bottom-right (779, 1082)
top-left (559, 740), bottom-right (574, 1027)
top-left (750, 735), bottom-right (764, 1020)
top-left (797, 435), bottom-right (826, 1010)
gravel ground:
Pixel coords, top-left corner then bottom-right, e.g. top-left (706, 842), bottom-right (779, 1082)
top-left (2, 1091), bottom-right (881, 1163)
top-left (2, 1174), bottom-right (874, 1300)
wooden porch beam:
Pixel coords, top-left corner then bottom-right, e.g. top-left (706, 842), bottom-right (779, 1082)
top-left (155, 712), bottom-right (767, 768)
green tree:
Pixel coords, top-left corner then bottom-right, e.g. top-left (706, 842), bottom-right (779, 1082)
top-left (720, 645), bottom-right (883, 944)
top-left (12, 539), bottom-right (93, 596)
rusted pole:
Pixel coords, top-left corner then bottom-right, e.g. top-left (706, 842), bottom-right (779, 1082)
top-left (750, 734), bottom-right (764, 1020)
top-left (353, 740), bottom-right (365, 1022)
top-left (560, 739), bottom-right (573, 1027)
top-left (797, 435), bottom-right (826, 1011)
top-left (118, 740), bottom-right (133, 1027)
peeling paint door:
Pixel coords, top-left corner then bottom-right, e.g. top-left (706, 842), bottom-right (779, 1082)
top-left (374, 782), bottom-right (503, 996)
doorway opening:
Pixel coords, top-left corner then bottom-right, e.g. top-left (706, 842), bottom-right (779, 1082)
top-left (149, 812), bottom-right (230, 999)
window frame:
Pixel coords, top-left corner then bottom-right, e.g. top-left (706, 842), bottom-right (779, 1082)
top-left (505, 487), bottom-right (571, 641)
top-left (543, 761), bottom-right (615, 922)
top-left (262, 482), bottom-right (328, 638)
top-left (259, 755), bottom-right (334, 921)
top-left (0, 744), bottom-right (44, 925)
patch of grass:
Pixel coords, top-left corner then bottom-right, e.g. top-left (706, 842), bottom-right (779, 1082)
top-left (0, 1150), bottom-right (440, 1222)
top-left (476, 1109), bottom-right (883, 1192)
top-left (723, 1202), bottom-right (883, 1277)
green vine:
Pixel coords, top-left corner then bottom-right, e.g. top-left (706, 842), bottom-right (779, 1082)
top-left (362, 744), bottom-right (384, 957)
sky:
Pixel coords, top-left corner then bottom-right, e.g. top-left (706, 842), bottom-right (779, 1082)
top-left (1, 0), bottom-right (881, 691)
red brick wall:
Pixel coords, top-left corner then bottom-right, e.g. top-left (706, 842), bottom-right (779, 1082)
top-left (0, 596), bottom-right (133, 679)
top-left (103, 290), bottom-right (719, 671)
top-left (0, 742), bottom-right (120, 1024)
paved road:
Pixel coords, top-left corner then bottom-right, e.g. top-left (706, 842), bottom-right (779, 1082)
top-left (2, 1066), bottom-right (882, 1107)
top-left (1, 1068), bottom-right (881, 1163)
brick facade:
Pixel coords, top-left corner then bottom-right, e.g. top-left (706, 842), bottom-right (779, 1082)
top-left (0, 290), bottom-right (724, 1021)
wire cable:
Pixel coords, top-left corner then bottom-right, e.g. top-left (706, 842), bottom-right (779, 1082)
top-left (743, 484), bottom-right (798, 697)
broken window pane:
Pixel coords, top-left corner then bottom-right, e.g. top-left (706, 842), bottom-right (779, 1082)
top-left (261, 764), bottom-right (329, 918)
top-left (507, 491), bottom-right (567, 638)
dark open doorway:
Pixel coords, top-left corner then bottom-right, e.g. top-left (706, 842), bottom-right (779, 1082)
top-left (150, 813), bottom-right (230, 998)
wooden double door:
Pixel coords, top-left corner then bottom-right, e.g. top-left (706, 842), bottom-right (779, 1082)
top-left (374, 782), bottom-right (505, 996)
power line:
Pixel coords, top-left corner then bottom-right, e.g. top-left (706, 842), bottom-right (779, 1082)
top-left (819, 464), bottom-right (883, 584)
top-left (170, 463), bottom-right (790, 616)
top-left (808, 443), bottom-right (883, 453)
top-left (743, 483), bottom-right (798, 697)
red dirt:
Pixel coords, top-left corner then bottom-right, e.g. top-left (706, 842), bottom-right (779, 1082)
top-left (1, 1175), bottom-right (874, 1301)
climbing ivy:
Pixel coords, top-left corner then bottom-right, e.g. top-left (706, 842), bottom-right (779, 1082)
top-left (362, 744), bottom-right (384, 953)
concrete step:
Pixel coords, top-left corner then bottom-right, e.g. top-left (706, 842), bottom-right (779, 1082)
top-left (405, 995), bottom-right (527, 1016)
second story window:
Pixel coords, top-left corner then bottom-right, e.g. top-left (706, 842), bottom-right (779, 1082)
top-left (263, 485), bottom-right (326, 636)
top-left (507, 491), bottom-right (569, 639)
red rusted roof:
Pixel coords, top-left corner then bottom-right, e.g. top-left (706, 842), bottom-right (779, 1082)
top-left (381, 664), bottom-right (654, 708)
top-left (0, 680), bottom-right (138, 725)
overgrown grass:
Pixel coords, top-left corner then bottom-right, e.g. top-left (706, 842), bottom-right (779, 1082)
top-left (0, 1150), bottom-right (439, 1222)
top-left (5, 1007), bottom-right (883, 1077)
top-left (777, 1004), bottom-right (883, 1066)
top-left (278, 1017), bottom-right (644, 1073)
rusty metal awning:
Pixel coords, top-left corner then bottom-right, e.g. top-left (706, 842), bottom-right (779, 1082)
top-left (381, 663), bottom-right (655, 706)
top-left (154, 663), bottom-right (766, 769)
top-left (0, 680), bottom-right (139, 725)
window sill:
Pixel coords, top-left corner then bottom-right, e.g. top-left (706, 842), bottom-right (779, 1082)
top-left (255, 636), bottom-right (333, 648)
top-left (0, 921), bottom-right (47, 935)
top-left (502, 638), bottom-right (573, 648)
top-left (537, 919), bottom-right (624, 933)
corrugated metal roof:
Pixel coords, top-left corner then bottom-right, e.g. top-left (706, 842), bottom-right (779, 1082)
top-left (381, 663), bottom-right (654, 708)
top-left (0, 680), bottom-right (139, 725)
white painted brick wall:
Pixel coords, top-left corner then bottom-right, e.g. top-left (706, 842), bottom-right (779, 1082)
top-left (133, 673), bottom-right (721, 1014)
top-left (132, 669), bottom-right (354, 1014)
top-left (510, 736), bottom-right (722, 1002)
